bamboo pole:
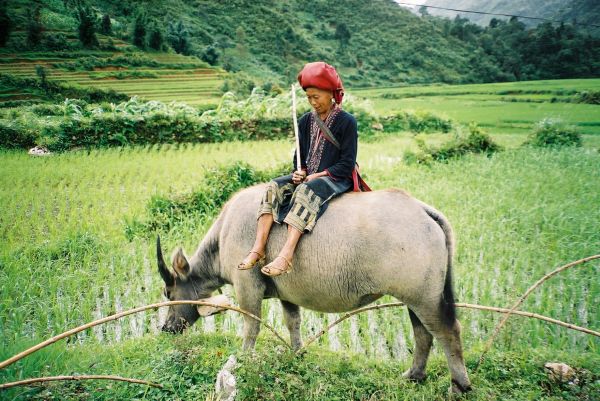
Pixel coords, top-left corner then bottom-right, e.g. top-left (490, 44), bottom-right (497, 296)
top-left (296, 301), bottom-right (600, 355)
top-left (476, 254), bottom-right (600, 369)
top-left (0, 375), bottom-right (162, 390)
top-left (292, 84), bottom-right (301, 173)
top-left (0, 300), bottom-right (290, 371)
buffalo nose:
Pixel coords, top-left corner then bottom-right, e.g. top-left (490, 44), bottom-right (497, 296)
top-left (161, 324), bottom-right (181, 334)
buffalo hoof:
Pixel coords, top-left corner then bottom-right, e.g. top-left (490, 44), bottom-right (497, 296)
top-left (402, 368), bottom-right (427, 382)
top-left (450, 379), bottom-right (472, 396)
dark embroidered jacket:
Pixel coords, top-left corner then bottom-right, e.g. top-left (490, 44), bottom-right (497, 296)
top-left (293, 110), bottom-right (357, 182)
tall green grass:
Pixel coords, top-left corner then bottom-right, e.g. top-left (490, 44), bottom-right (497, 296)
top-left (1, 138), bottom-right (598, 371)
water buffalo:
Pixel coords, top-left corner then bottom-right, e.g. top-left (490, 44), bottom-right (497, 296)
top-left (157, 184), bottom-right (472, 393)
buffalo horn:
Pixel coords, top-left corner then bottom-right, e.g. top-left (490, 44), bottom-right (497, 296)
top-left (157, 236), bottom-right (174, 286)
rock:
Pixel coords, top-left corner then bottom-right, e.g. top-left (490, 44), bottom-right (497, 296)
top-left (371, 122), bottom-right (384, 131)
top-left (196, 294), bottom-right (231, 317)
top-left (215, 355), bottom-right (237, 401)
top-left (544, 362), bottom-right (576, 383)
top-left (28, 146), bottom-right (51, 156)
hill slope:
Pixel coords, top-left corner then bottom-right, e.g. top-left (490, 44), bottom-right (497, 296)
top-left (3, 0), bottom-right (600, 88)
top-left (422, 0), bottom-right (600, 35)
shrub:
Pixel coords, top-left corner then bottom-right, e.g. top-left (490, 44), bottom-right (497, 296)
top-left (524, 118), bottom-right (582, 148)
top-left (0, 119), bottom-right (37, 149)
top-left (574, 91), bottom-right (600, 105)
top-left (404, 123), bottom-right (502, 164)
top-left (381, 110), bottom-right (452, 133)
top-left (125, 161), bottom-right (290, 238)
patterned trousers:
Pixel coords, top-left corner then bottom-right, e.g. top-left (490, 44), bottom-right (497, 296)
top-left (257, 174), bottom-right (352, 233)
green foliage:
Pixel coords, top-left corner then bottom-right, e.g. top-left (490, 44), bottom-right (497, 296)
top-left (381, 110), bottom-right (453, 134)
top-left (405, 123), bottom-right (502, 164)
top-left (132, 11), bottom-right (147, 49)
top-left (524, 118), bottom-right (583, 148)
top-left (35, 65), bottom-right (48, 85)
top-left (52, 53), bottom-right (206, 71)
top-left (76, 5), bottom-right (98, 48)
top-left (201, 44), bottom-right (219, 66)
top-left (43, 32), bottom-right (71, 51)
top-left (0, 0), bottom-right (12, 47)
top-left (125, 161), bottom-right (290, 239)
top-left (0, 73), bottom-right (129, 105)
top-left (27, 5), bottom-right (44, 48)
top-left (100, 13), bottom-right (112, 35)
top-left (575, 90), bottom-right (600, 105)
top-left (2, 86), bottom-right (424, 150)
top-left (167, 21), bottom-right (190, 55)
top-left (148, 23), bottom-right (165, 51)
top-left (88, 70), bottom-right (159, 80)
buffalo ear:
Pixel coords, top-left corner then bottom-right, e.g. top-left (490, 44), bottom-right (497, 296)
top-left (172, 247), bottom-right (190, 278)
top-left (157, 236), bottom-right (175, 286)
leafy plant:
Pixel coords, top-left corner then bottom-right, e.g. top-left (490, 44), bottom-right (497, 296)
top-left (524, 118), bottom-right (582, 148)
top-left (405, 123), bottom-right (502, 164)
top-left (125, 161), bottom-right (290, 239)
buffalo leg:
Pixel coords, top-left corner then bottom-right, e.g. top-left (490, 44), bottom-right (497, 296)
top-left (236, 285), bottom-right (265, 350)
top-left (281, 300), bottom-right (302, 351)
top-left (403, 308), bottom-right (433, 381)
top-left (409, 306), bottom-right (472, 394)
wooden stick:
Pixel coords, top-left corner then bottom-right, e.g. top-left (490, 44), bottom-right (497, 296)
top-left (296, 302), bottom-right (405, 354)
top-left (476, 254), bottom-right (600, 369)
top-left (296, 300), bottom-right (600, 355)
top-left (0, 300), bottom-right (290, 371)
top-left (0, 375), bottom-right (163, 390)
top-left (291, 83), bottom-right (301, 172)
top-left (456, 303), bottom-right (600, 337)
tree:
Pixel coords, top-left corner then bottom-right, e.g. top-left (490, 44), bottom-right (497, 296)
top-left (334, 23), bottom-right (351, 52)
top-left (100, 14), bottom-right (112, 35)
top-left (201, 44), bottom-right (219, 65)
top-left (27, 5), bottom-right (44, 48)
top-left (77, 5), bottom-right (99, 48)
top-left (148, 23), bottom-right (164, 50)
top-left (0, 0), bottom-right (12, 47)
top-left (132, 12), bottom-right (147, 48)
top-left (418, 5), bottom-right (429, 17)
top-left (35, 65), bottom-right (48, 87)
top-left (168, 21), bottom-right (190, 54)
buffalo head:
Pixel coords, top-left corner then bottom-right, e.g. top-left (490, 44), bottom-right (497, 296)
top-left (157, 236), bottom-right (209, 334)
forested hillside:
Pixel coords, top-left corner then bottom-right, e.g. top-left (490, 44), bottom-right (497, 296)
top-left (1, 0), bottom-right (599, 87)
top-left (422, 0), bottom-right (600, 35)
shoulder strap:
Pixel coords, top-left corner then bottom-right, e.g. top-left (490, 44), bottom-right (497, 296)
top-left (312, 113), bottom-right (340, 149)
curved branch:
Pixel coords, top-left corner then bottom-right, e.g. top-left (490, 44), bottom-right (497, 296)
top-left (0, 375), bottom-right (162, 390)
top-left (456, 303), bottom-right (600, 337)
top-left (476, 254), bottom-right (600, 369)
top-left (0, 301), bottom-right (290, 371)
top-left (296, 300), bottom-right (600, 355)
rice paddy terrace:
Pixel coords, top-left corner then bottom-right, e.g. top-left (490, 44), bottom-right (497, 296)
top-left (0, 34), bottom-right (225, 106)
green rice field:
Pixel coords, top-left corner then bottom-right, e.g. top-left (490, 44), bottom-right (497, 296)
top-left (1, 71), bottom-right (599, 398)
top-left (0, 48), bottom-right (225, 105)
top-left (1, 139), bottom-right (598, 360)
top-left (354, 79), bottom-right (600, 135)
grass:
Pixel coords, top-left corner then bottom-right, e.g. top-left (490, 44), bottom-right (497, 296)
top-left (353, 79), bottom-right (600, 135)
top-left (1, 73), bottom-right (599, 398)
top-left (1, 139), bottom-right (598, 362)
top-left (1, 332), bottom-right (598, 400)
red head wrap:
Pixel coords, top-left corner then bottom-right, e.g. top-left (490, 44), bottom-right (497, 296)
top-left (297, 61), bottom-right (345, 105)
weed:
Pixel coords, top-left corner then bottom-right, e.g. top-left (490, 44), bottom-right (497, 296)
top-left (524, 118), bottom-right (582, 148)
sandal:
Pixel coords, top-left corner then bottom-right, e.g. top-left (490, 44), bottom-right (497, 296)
top-left (237, 251), bottom-right (265, 270)
top-left (261, 255), bottom-right (293, 277)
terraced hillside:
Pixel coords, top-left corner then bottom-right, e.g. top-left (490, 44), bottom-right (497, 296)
top-left (0, 36), bottom-right (225, 106)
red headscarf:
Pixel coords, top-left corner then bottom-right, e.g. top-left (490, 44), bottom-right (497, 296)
top-left (297, 61), bottom-right (345, 105)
